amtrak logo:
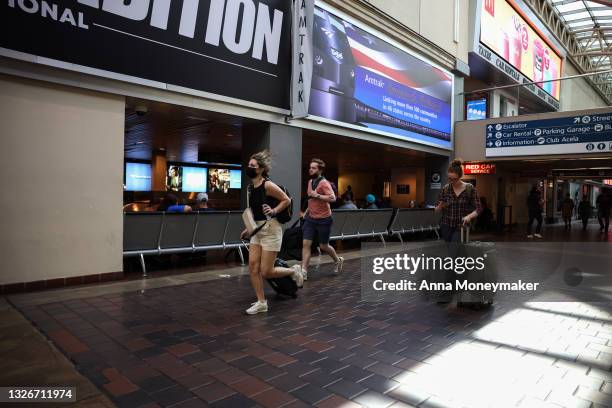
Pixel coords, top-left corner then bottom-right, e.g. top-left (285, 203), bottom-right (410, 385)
top-left (330, 47), bottom-right (343, 60)
top-left (537, 137), bottom-right (545, 145)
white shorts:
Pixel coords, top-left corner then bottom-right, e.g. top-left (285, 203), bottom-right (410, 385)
top-left (249, 219), bottom-right (282, 252)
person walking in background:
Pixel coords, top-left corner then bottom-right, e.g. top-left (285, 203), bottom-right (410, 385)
top-left (343, 185), bottom-right (354, 202)
top-left (561, 193), bottom-right (575, 230)
top-left (240, 150), bottom-right (303, 315)
top-left (597, 189), bottom-right (611, 233)
top-left (301, 159), bottom-right (344, 281)
top-left (526, 185), bottom-right (544, 239)
top-left (577, 194), bottom-right (592, 231)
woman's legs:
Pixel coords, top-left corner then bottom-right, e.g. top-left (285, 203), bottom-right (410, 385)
top-left (248, 244), bottom-right (266, 303)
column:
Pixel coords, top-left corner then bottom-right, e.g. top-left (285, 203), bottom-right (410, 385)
top-left (242, 123), bottom-right (303, 223)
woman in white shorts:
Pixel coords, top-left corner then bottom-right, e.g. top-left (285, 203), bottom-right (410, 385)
top-left (240, 150), bottom-right (303, 315)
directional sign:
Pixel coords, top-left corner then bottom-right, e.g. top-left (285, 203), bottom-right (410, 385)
top-left (485, 112), bottom-right (612, 157)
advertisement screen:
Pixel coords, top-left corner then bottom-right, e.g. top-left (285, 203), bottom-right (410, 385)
top-left (208, 169), bottom-right (231, 194)
top-left (125, 162), bottom-right (151, 191)
top-left (309, 6), bottom-right (453, 149)
top-left (182, 167), bottom-right (208, 193)
top-left (229, 170), bottom-right (242, 189)
top-left (467, 99), bottom-right (487, 121)
top-left (480, 0), bottom-right (562, 100)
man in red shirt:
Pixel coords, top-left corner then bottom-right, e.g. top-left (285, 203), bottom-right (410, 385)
top-left (301, 159), bottom-right (344, 280)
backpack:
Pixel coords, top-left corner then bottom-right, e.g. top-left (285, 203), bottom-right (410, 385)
top-left (248, 179), bottom-right (293, 224)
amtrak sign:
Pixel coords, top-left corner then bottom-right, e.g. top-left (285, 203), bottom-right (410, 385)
top-left (1, 0), bottom-right (292, 110)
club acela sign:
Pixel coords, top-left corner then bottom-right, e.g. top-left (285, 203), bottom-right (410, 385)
top-left (8, 0), bottom-right (285, 64)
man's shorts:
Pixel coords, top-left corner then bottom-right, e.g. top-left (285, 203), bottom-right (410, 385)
top-left (303, 216), bottom-right (333, 245)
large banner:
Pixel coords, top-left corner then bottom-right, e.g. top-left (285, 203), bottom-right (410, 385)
top-left (309, 5), bottom-right (453, 150)
top-left (1, 0), bottom-right (292, 110)
top-left (486, 112), bottom-right (612, 157)
top-left (480, 0), bottom-right (562, 100)
top-left (291, 0), bottom-right (314, 119)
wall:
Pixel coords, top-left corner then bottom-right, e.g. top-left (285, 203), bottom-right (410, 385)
top-left (0, 75), bottom-right (124, 285)
top-left (338, 172), bottom-right (377, 204)
top-left (560, 61), bottom-right (609, 111)
top-left (390, 168), bottom-right (425, 207)
top-left (365, 0), bottom-right (469, 63)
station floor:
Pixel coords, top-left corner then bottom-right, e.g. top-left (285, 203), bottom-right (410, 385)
top-left (1, 220), bottom-right (611, 408)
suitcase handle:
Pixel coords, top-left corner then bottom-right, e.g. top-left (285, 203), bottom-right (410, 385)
top-left (461, 225), bottom-right (470, 244)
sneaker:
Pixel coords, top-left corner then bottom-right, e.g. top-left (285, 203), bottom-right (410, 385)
top-left (291, 265), bottom-right (304, 288)
top-left (334, 257), bottom-right (345, 274)
top-left (527, 234), bottom-right (534, 239)
top-left (246, 301), bottom-right (268, 315)
top-left (534, 233), bottom-right (543, 239)
top-left (302, 268), bottom-right (308, 281)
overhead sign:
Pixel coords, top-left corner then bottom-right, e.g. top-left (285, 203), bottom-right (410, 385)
top-left (464, 162), bottom-right (496, 175)
top-left (291, 0), bottom-right (314, 119)
top-left (467, 99), bottom-right (487, 120)
top-left (485, 112), bottom-right (612, 157)
top-left (1, 0), bottom-right (292, 110)
top-left (309, 5), bottom-right (453, 150)
top-left (476, 44), bottom-right (559, 110)
top-left (480, 0), bottom-right (562, 100)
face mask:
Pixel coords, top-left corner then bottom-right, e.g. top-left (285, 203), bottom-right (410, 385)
top-left (246, 167), bottom-right (258, 179)
top-left (310, 172), bottom-right (320, 179)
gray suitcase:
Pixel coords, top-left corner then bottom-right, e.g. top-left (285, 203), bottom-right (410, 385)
top-left (457, 226), bottom-right (496, 309)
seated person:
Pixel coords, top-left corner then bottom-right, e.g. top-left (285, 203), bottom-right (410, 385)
top-left (162, 194), bottom-right (192, 213)
top-left (338, 194), bottom-right (358, 209)
top-left (195, 192), bottom-right (212, 211)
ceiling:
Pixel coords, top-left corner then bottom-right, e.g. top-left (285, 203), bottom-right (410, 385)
top-left (124, 98), bottom-right (251, 163)
top-left (548, 0), bottom-right (612, 102)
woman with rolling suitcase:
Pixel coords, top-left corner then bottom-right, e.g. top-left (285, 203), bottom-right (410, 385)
top-left (240, 150), bottom-right (303, 315)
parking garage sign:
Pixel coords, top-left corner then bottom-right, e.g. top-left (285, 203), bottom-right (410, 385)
top-left (485, 112), bottom-right (612, 157)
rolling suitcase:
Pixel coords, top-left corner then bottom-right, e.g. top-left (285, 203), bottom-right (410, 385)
top-left (267, 258), bottom-right (298, 299)
top-left (457, 226), bottom-right (496, 309)
top-left (241, 241), bottom-right (299, 299)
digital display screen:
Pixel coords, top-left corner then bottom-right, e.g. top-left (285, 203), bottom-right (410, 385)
top-left (480, 0), bottom-right (562, 100)
top-left (229, 170), bottom-right (242, 189)
top-left (182, 167), bottom-right (208, 193)
top-left (309, 6), bottom-right (453, 149)
top-left (467, 99), bottom-right (487, 120)
top-left (125, 162), bottom-right (151, 191)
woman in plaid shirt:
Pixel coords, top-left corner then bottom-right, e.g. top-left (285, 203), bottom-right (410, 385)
top-left (435, 159), bottom-right (482, 243)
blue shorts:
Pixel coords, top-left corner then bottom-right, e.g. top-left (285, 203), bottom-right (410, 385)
top-left (303, 216), bottom-right (333, 245)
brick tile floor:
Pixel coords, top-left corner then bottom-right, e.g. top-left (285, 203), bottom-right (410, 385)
top-left (5, 236), bottom-right (612, 407)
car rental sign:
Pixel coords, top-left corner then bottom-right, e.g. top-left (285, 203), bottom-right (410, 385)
top-left (1, 0), bottom-right (292, 110)
top-left (485, 112), bottom-right (612, 157)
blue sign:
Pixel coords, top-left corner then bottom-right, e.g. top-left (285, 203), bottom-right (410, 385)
top-left (485, 112), bottom-right (612, 157)
top-left (467, 99), bottom-right (487, 120)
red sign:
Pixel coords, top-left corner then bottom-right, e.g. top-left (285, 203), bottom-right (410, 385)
top-left (464, 163), bottom-right (496, 175)
top-left (484, 0), bottom-right (495, 16)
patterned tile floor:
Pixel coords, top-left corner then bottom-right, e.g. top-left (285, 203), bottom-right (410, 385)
top-left (4, 222), bottom-right (612, 408)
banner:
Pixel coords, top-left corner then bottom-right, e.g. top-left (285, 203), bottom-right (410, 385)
top-left (291, 0), bottom-right (314, 119)
top-left (1, 0), bottom-right (292, 110)
top-left (480, 0), bottom-right (562, 100)
top-left (308, 5), bottom-right (453, 150)
top-left (485, 112), bottom-right (612, 157)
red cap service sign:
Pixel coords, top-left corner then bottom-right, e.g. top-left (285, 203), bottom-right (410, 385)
top-left (464, 163), bottom-right (496, 175)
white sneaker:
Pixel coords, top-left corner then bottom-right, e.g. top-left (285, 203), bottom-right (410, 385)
top-left (527, 234), bottom-right (534, 239)
top-left (246, 301), bottom-right (268, 315)
top-left (534, 233), bottom-right (543, 239)
top-left (291, 265), bottom-right (304, 288)
top-left (302, 268), bottom-right (308, 281)
top-left (334, 257), bottom-right (345, 274)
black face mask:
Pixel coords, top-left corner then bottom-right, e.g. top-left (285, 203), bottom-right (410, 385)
top-left (310, 172), bottom-right (320, 180)
top-left (246, 167), bottom-right (258, 179)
